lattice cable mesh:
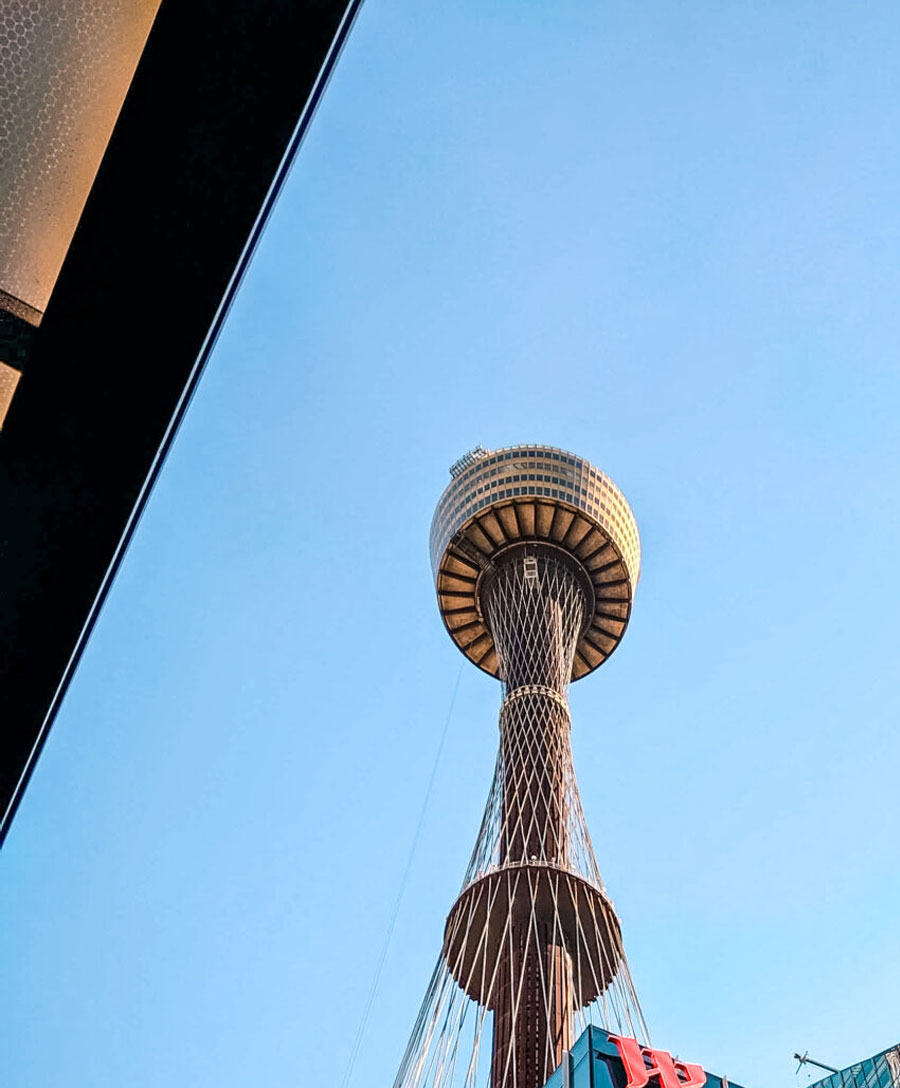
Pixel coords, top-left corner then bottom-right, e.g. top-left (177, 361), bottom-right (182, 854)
top-left (393, 551), bottom-right (647, 1088)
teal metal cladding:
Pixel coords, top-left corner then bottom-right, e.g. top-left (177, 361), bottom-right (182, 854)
top-left (809, 1045), bottom-right (900, 1088)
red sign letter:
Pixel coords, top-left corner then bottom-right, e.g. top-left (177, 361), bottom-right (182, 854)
top-left (608, 1035), bottom-right (707, 1088)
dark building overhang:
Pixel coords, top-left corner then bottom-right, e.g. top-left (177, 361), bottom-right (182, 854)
top-left (0, 0), bottom-right (361, 845)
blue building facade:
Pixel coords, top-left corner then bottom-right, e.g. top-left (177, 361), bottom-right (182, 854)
top-left (808, 1045), bottom-right (900, 1088)
top-left (543, 1026), bottom-right (744, 1088)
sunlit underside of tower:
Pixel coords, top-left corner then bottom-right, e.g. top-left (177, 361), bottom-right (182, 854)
top-left (392, 446), bottom-right (648, 1088)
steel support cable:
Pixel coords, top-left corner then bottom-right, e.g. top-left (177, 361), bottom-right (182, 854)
top-left (341, 664), bottom-right (464, 1088)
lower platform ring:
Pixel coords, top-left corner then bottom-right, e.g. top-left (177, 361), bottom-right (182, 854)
top-left (441, 862), bottom-right (624, 1009)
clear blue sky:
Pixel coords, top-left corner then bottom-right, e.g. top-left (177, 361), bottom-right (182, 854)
top-left (3, 3), bottom-right (900, 1086)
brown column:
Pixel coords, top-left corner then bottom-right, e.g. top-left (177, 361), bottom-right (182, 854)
top-left (491, 925), bottom-right (574, 1088)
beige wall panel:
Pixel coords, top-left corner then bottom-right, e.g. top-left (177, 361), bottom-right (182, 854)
top-left (0, 0), bottom-right (161, 318)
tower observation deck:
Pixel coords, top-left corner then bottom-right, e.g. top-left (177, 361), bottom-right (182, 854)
top-left (393, 446), bottom-right (648, 1088)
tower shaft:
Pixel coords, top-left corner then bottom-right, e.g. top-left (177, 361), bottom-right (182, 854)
top-left (490, 926), bottom-right (574, 1088)
top-left (483, 550), bottom-right (585, 1088)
